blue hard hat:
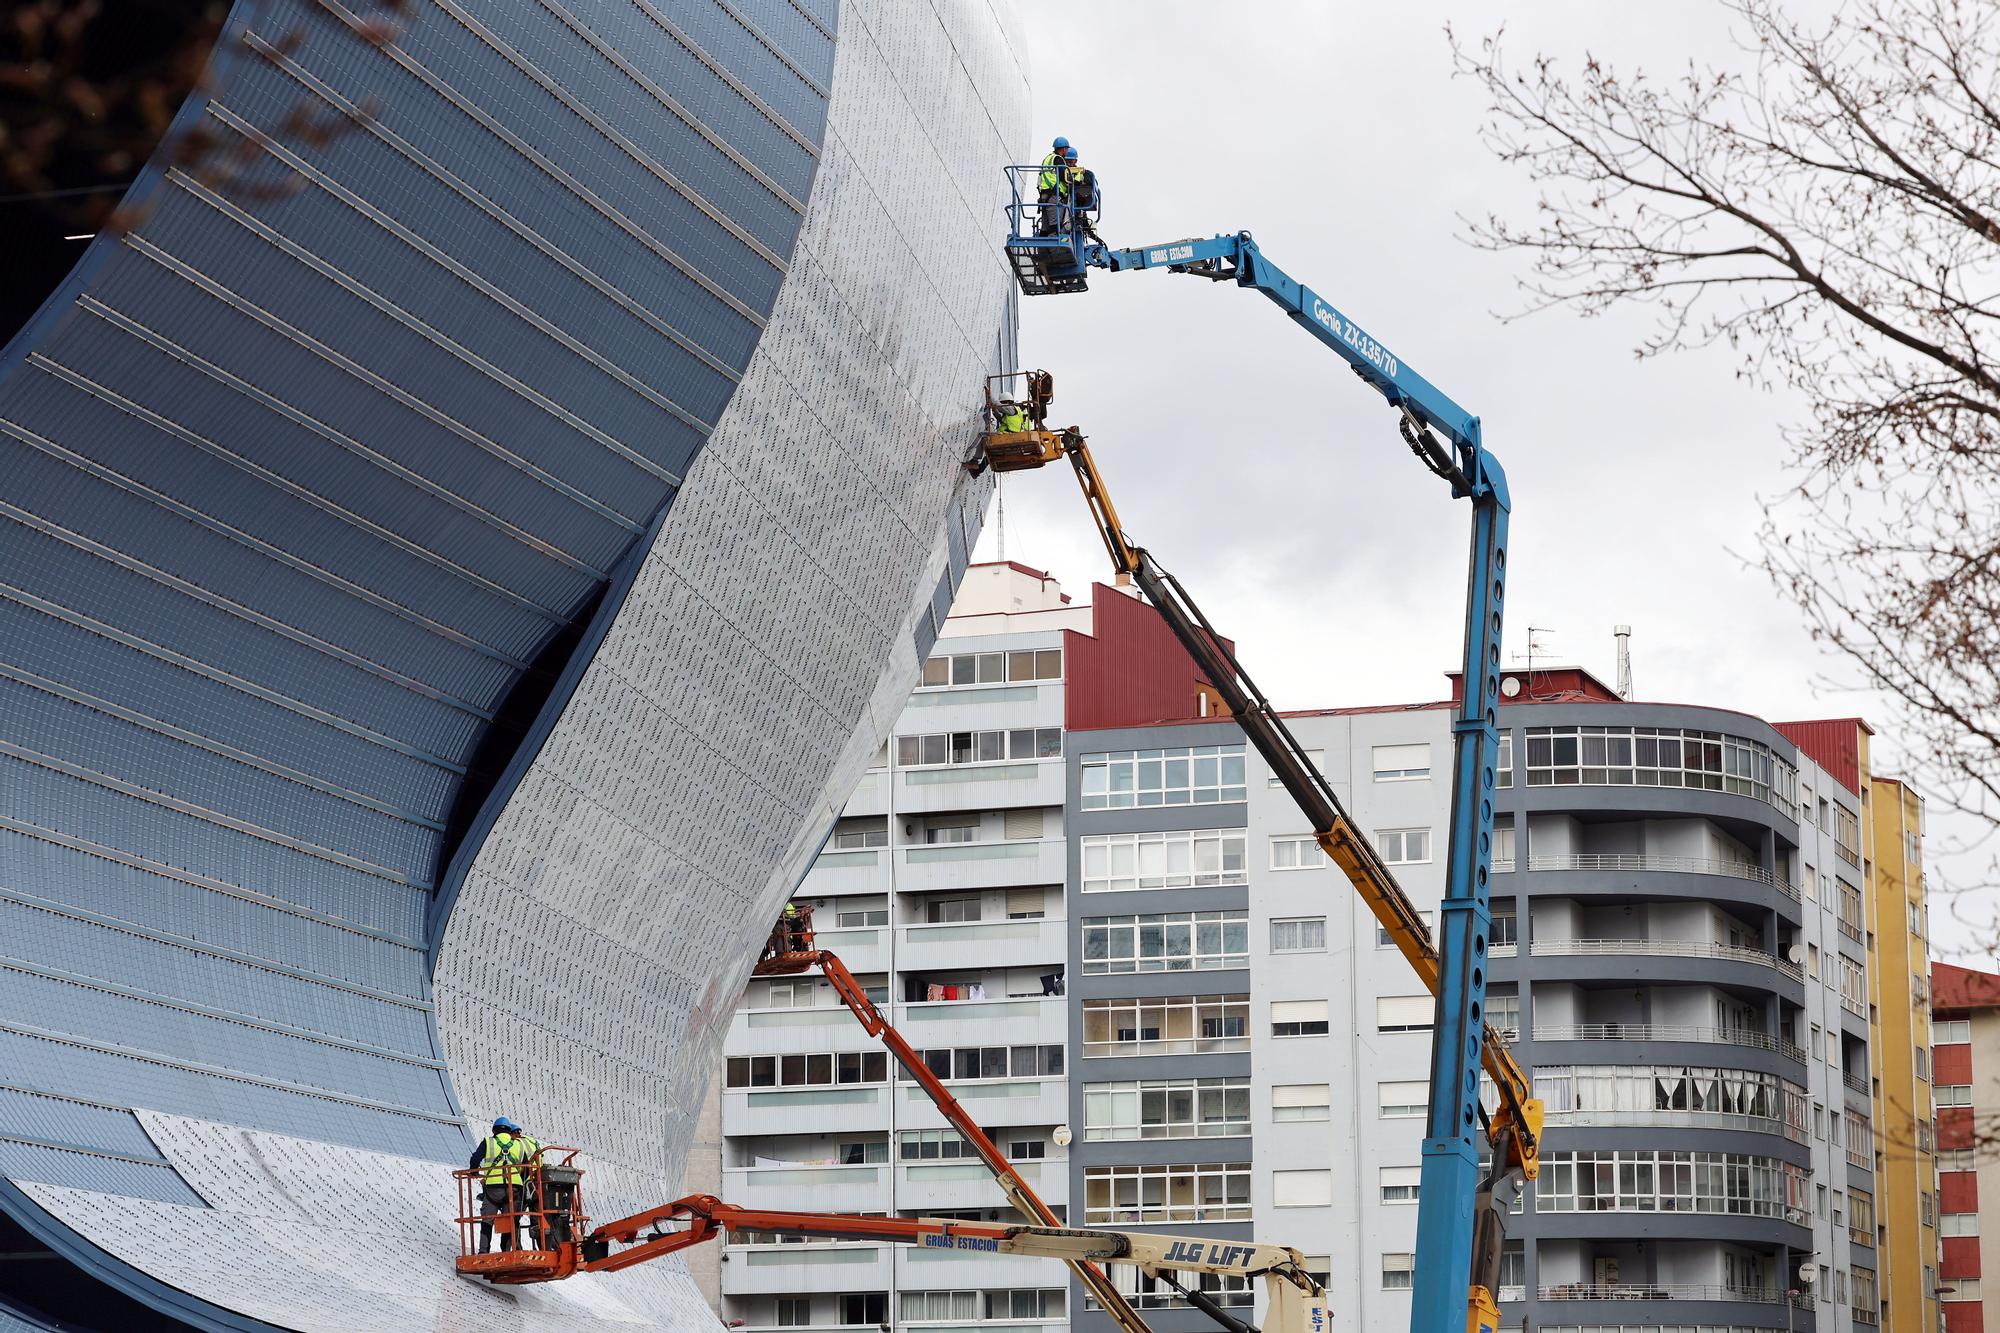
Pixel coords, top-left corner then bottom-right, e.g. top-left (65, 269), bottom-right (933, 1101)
top-left (493, 1116), bottom-right (521, 1133)
top-left (1064, 147), bottom-right (1078, 160)
top-left (1052, 136), bottom-right (1069, 150)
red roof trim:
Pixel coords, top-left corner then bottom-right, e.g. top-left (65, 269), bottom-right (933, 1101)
top-left (1934, 961), bottom-right (2000, 1012)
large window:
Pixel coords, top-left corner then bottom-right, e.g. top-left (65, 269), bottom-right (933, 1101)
top-left (1381, 1253), bottom-right (1415, 1290)
top-left (1377, 995), bottom-right (1433, 1033)
top-left (726, 1051), bottom-right (887, 1088)
top-left (1835, 804), bottom-right (1861, 866)
top-left (1533, 1065), bottom-right (1808, 1140)
top-left (900, 1129), bottom-right (980, 1161)
top-left (1273, 1084), bottom-right (1330, 1122)
top-left (1372, 743), bottom-right (1431, 782)
top-left (1083, 1077), bottom-right (1251, 1141)
top-left (1104, 1265), bottom-right (1248, 1311)
top-left (1081, 995), bottom-right (1249, 1057)
top-left (897, 727), bottom-right (1061, 767)
top-left (1271, 999), bottom-right (1329, 1037)
top-left (1379, 1081), bottom-right (1428, 1118)
top-left (1081, 829), bottom-right (1246, 892)
top-left (901, 1290), bottom-right (1066, 1321)
top-left (1839, 882), bottom-right (1866, 942)
top-left (1840, 956), bottom-right (1868, 1016)
top-left (918, 646), bottom-right (1063, 688)
top-left (1269, 834), bottom-right (1327, 870)
top-left (1522, 724), bottom-right (1798, 813)
top-left (1082, 910), bottom-right (1249, 973)
top-left (1375, 828), bottom-right (1432, 864)
top-left (1084, 1163), bottom-right (1251, 1223)
top-left (1270, 916), bottom-right (1327, 953)
top-left (903, 1045), bottom-right (1064, 1082)
top-left (1080, 744), bottom-right (1247, 809)
top-left (1379, 1166), bottom-right (1420, 1203)
top-left (1535, 1150), bottom-right (1811, 1223)
top-left (1934, 1018), bottom-right (1972, 1044)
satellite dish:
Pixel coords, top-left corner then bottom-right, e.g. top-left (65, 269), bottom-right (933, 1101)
top-left (1799, 1264), bottom-right (1820, 1285)
top-left (1052, 1125), bottom-right (1073, 1148)
top-left (1788, 945), bottom-right (1804, 965)
top-left (1501, 676), bottom-right (1522, 698)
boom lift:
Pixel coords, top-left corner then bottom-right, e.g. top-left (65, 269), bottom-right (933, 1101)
top-left (455, 1175), bottom-right (1327, 1333)
top-left (453, 910), bottom-right (1325, 1333)
top-left (994, 162), bottom-right (1538, 1333)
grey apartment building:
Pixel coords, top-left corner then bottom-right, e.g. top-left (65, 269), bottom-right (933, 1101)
top-left (712, 571), bottom-right (1897, 1333)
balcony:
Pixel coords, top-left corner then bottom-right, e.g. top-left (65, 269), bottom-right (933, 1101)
top-left (724, 1084), bottom-right (888, 1138)
top-left (894, 1158), bottom-right (1067, 1211)
top-left (1529, 937), bottom-right (1803, 982)
top-left (896, 996), bottom-right (1067, 1047)
top-left (1843, 1070), bottom-right (1870, 1096)
top-left (799, 848), bottom-right (885, 898)
top-left (1532, 1023), bottom-right (1809, 1064)
top-left (1540, 1284), bottom-right (1813, 1309)
top-left (895, 1247), bottom-right (1055, 1290)
top-left (1542, 1106), bottom-right (1806, 1143)
top-left (896, 759), bottom-right (1066, 814)
top-left (727, 1003), bottom-right (880, 1057)
top-left (722, 1163), bottom-right (887, 1214)
top-left (805, 925), bottom-right (888, 973)
top-left (896, 1077), bottom-right (1068, 1130)
top-left (898, 917), bottom-right (1068, 973)
top-left (720, 1242), bottom-right (891, 1296)
top-left (1529, 852), bottom-right (1778, 886)
top-left (897, 839), bottom-right (1065, 894)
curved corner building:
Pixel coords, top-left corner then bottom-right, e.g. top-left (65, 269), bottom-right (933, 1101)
top-left (0, 0), bottom-right (1026, 1326)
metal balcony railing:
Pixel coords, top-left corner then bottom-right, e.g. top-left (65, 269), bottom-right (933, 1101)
top-left (1532, 1023), bottom-right (1809, 1063)
top-left (1528, 853), bottom-right (1776, 884)
top-left (1844, 1070), bottom-right (1871, 1096)
top-left (1539, 1283), bottom-right (1812, 1308)
top-left (1530, 937), bottom-right (1803, 981)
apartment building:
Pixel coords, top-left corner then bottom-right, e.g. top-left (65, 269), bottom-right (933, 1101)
top-left (1932, 961), bottom-right (2000, 1333)
top-left (712, 565), bottom-right (1213, 1333)
top-left (707, 568), bottom-right (1934, 1333)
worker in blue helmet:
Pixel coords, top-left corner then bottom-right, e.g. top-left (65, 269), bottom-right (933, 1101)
top-left (471, 1116), bottom-right (542, 1252)
top-left (1062, 145), bottom-right (1099, 240)
top-left (1037, 136), bottom-right (1070, 235)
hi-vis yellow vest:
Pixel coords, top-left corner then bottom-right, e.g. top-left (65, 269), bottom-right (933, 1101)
top-left (481, 1133), bottom-right (536, 1187)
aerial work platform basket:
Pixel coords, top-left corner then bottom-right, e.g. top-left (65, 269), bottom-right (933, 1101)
top-left (453, 1147), bottom-right (590, 1284)
top-left (1003, 163), bottom-right (1099, 295)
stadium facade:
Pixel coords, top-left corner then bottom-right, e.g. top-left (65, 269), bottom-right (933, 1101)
top-left (0, 0), bottom-right (1026, 1327)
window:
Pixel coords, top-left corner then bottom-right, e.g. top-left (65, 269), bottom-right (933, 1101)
top-left (1839, 882), bottom-right (1866, 942)
top-left (1807, 943), bottom-right (1820, 978)
top-left (1083, 1077), bottom-right (1250, 1141)
top-left (1084, 1163), bottom-right (1251, 1223)
top-left (841, 1295), bottom-right (886, 1327)
top-left (1934, 1084), bottom-right (1972, 1106)
top-left (1080, 744), bottom-right (1247, 809)
top-left (926, 822), bottom-right (979, 844)
top-left (1379, 1081), bottom-right (1428, 1118)
top-left (1492, 820), bottom-right (1516, 870)
top-left (918, 647), bottom-right (1062, 687)
top-left (1489, 907), bottom-right (1517, 949)
top-left (1934, 1018), bottom-right (1971, 1044)
top-left (901, 1290), bottom-right (977, 1322)
top-left (833, 823), bottom-right (887, 848)
top-left (1379, 1166), bottom-right (1420, 1204)
top-left (1376, 995), bottom-right (1433, 1033)
top-left (1940, 1147), bottom-right (1978, 1171)
top-left (1531, 1065), bottom-right (1809, 1141)
top-left (835, 907), bottom-right (887, 927)
top-left (901, 1128), bottom-right (979, 1161)
top-left (1273, 1170), bottom-right (1332, 1207)
top-left (1381, 1253), bottom-right (1415, 1290)
top-left (1915, 1046), bottom-right (1928, 1080)
top-left (1378, 911), bottom-right (1433, 947)
top-left (1270, 917), bottom-right (1327, 953)
top-left (1082, 995), bottom-right (1249, 1057)
top-left (1535, 1149), bottom-right (1811, 1222)
top-left (1811, 1024), bottom-right (1824, 1060)
top-left (1840, 956), bottom-right (1868, 1016)
top-left (1845, 1108), bottom-right (1873, 1166)
top-left (1487, 990), bottom-right (1520, 1039)
top-left (1103, 1266), bottom-right (1249, 1311)
top-left (1082, 829), bottom-right (1248, 892)
top-left (1272, 999), bottom-right (1329, 1038)
top-left (1008, 1138), bottom-right (1045, 1161)
top-left (1272, 1084), bottom-right (1330, 1122)
top-left (774, 1297), bottom-right (810, 1326)
top-left (1944, 1278), bottom-right (1983, 1302)
top-left (1922, 1190), bottom-right (1937, 1226)
top-left (1522, 724), bottom-right (1797, 814)
top-left (1851, 1188), bottom-right (1876, 1243)
top-left (1375, 827), bottom-right (1432, 864)
top-left (926, 896), bottom-right (981, 924)
top-left (1269, 750), bottom-right (1325, 787)
top-left (1269, 834), bottom-right (1327, 870)
top-left (897, 727), bottom-right (1060, 766)
top-left (1835, 804), bottom-right (1861, 866)
top-left (1082, 910), bottom-right (1250, 974)
top-left (1372, 743), bottom-right (1431, 782)
top-left (1942, 1212), bottom-right (1981, 1236)
top-left (1495, 733), bottom-right (1513, 788)
top-left (906, 1044), bottom-right (1063, 1082)
top-left (725, 1051), bottom-right (886, 1088)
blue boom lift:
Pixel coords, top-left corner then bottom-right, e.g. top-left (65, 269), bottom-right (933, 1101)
top-left (992, 167), bottom-right (1541, 1333)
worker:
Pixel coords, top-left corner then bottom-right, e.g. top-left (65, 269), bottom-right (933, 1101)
top-left (993, 398), bottom-right (1030, 434)
top-left (781, 900), bottom-right (809, 954)
top-left (1065, 147), bottom-right (1097, 220)
top-left (471, 1116), bottom-right (542, 1253)
top-left (1037, 136), bottom-right (1070, 236)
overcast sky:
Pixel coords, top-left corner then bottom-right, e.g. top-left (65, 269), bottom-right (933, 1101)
top-left (975, 0), bottom-right (1994, 963)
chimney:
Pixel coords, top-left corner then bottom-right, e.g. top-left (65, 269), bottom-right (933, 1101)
top-left (1613, 624), bottom-right (1634, 700)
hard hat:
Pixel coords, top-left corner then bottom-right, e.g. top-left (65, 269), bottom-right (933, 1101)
top-left (494, 1116), bottom-right (521, 1133)
top-left (1064, 146), bottom-right (1078, 160)
top-left (1052, 136), bottom-right (1069, 150)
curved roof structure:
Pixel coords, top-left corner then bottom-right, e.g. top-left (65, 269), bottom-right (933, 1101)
top-left (0, 0), bottom-right (1026, 1325)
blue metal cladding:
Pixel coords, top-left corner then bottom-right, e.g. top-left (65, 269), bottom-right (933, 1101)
top-left (0, 0), bottom-right (833, 1311)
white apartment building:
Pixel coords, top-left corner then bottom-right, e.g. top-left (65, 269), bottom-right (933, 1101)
top-left (715, 564), bottom-right (1088, 1333)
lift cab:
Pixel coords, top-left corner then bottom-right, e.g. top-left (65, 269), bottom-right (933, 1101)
top-left (453, 1146), bottom-right (591, 1284)
top-left (972, 369), bottom-right (1072, 474)
top-left (1003, 163), bottom-right (1101, 294)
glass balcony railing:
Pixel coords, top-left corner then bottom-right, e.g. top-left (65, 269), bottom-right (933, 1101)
top-left (1532, 1023), bottom-right (1809, 1064)
top-left (1529, 937), bottom-right (1802, 981)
